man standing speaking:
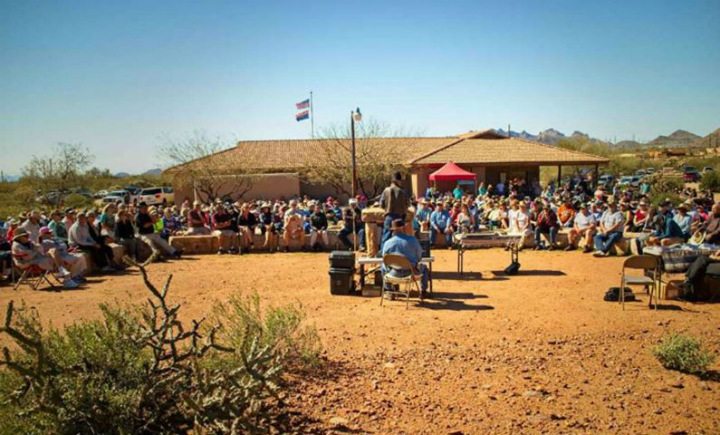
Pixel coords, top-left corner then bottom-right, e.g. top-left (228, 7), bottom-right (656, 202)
top-left (379, 171), bottom-right (410, 251)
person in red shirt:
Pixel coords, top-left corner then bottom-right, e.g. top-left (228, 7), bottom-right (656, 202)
top-left (533, 202), bottom-right (559, 250)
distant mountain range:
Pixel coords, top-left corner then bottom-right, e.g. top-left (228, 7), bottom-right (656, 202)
top-left (114, 168), bottom-right (162, 178)
top-left (692, 128), bottom-right (720, 148)
top-left (495, 127), bottom-right (719, 149)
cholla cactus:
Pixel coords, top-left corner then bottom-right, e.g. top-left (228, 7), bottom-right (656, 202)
top-left (0, 256), bottom-right (293, 433)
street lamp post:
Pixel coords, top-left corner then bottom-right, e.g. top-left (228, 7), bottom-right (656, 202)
top-left (350, 107), bottom-right (362, 198)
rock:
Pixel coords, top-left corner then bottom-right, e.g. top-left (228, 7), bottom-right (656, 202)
top-left (383, 362), bottom-right (396, 369)
top-left (700, 382), bottom-right (711, 391)
top-left (670, 380), bottom-right (684, 389)
top-left (523, 390), bottom-right (543, 398)
top-left (329, 416), bottom-right (349, 426)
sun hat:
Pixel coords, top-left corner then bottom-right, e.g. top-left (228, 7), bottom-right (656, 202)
top-left (12, 228), bottom-right (29, 241)
top-left (39, 226), bottom-right (52, 236)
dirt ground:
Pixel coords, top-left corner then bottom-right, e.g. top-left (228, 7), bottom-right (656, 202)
top-left (1, 249), bottom-right (719, 434)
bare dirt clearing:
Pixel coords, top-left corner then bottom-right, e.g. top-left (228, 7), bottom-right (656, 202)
top-left (2, 250), bottom-right (719, 434)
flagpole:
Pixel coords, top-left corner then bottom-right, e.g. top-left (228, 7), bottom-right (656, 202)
top-left (309, 91), bottom-right (314, 138)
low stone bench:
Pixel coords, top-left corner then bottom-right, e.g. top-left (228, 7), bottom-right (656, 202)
top-left (169, 235), bottom-right (219, 255)
top-left (170, 230), bottom-right (355, 254)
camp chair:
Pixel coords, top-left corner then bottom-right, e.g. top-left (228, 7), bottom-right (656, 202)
top-left (12, 255), bottom-right (57, 291)
top-left (381, 254), bottom-right (423, 310)
top-left (620, 255), bottom-right (660, 310)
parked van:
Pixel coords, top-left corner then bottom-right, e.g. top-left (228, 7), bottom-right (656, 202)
top-left (137, 186), bottom-right (174, 205)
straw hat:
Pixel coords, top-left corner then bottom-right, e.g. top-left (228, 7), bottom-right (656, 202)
top-left (12, 228), bottom-right (29, 241)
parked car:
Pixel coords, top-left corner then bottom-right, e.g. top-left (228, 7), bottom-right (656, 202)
top-left (137, 186), bottom-right (174, 205)
top-left (104, 190), bottom-right (131, 204)
top-left (683, 167), bottom-right (701, 182)
top-left (635, 169), bottom-right (646, 177)
top-left (645, 167), bottom-right (656, 174)
top-left (618, 176), bottom-right (633, 187)
top-left (703, 167), bottom-right (714, 173)
top-left (598, 174), bottom-right (614, 186)
top-left (98, 195), bottom-right (125, 205)
top-left (94, 189), bottom-right (109, 199)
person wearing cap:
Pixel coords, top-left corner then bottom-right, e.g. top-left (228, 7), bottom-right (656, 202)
top-left (309, 202), bottom-right (329, 251)
top-left (38, 226), bottom-right (87, 285)
top-left (11, 228), bottom-right (76, 287)
top-left (136, 202), bottom-right (181, 260)
top-left (429, 201), bottom-right (453, 247)
top-left (646, 212), bottom-right (685, 247)
top-left (673, 202), bottom-right (692, 240)
top-left (338, 199), bottom-right (365, 252)
top-left (413, 198), bottom-right (432, 236)
top-left (48, 210), bottom-right (68, 243)
top-left (568, 202), bottom-right (596, 252)
top-left (187, 201), bottom-right (211, 235)
top-left (381, 218), bottom-right (429, 298)
top-left (593, 199), bottom-right (625, 256)
top-left (69, 212), bottom-right (115, 273)
top-left (62, 208), bottom-right (76, 235)
top-left (379, 171), bottom-right (411, 251)
top-left (20, 210), bottom-right (42, 244)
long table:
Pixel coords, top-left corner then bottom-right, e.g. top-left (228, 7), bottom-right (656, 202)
top-left (357, 256), bottom-right (435, 293)
top-left (455, 232), bottom-right (521, 275)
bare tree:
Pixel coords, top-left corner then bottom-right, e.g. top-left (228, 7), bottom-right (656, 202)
top-left (305, 119), bottom-right (417, 198)
top-left (21, 142), bottom-right (94, 203)
top-left (159, 131), bottom-right (259, 202)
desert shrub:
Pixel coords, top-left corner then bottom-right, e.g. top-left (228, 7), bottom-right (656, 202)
top-left (653, 333), bottom-right (716, 375)
top-left (0, 261), bottom-right (321, 434)
top-left (212, 293), bottom-right (321, 369)
top-left (63, 192), bottom-right (94, 209)
top-left (700, 171), bottom-right (720, 192)
top-left (651, 176), bottom-right (684, 195)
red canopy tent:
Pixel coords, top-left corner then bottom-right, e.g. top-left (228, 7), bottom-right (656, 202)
top-left (428, 161), bottom-right (477, 182)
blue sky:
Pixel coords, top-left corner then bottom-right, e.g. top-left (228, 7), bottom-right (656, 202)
top-left (1, 0), bottom-right (719, 174)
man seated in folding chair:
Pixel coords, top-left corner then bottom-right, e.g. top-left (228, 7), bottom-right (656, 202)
top-left (11, 228), bottom-right (78, 290)
top-left (381, 219), bottom-right (429, 301)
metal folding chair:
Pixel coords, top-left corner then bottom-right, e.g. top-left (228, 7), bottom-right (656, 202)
top-left (620, 255), bottom-right (660, 310)
top-left (12, 255), bottom-right (57, 291)
top-left (381, 254), bottom-right (423, 309)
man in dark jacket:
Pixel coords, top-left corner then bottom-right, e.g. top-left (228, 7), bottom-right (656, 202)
top-left (309, 202), bottom-right (329, 251)
top-left (379, 171), bottom-right (410, 250)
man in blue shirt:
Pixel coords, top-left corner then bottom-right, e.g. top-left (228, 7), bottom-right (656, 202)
top-left (429, 202), bottom-right (453, 247)
top-left (382, 219), bottom-right (428, 297)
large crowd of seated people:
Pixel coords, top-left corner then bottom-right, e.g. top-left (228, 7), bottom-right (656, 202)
top-left (1, 174), bottom-right (718, 292)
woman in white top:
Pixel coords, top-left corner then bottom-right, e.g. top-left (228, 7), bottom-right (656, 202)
top-left (508, 201), bottom-right (532, 249)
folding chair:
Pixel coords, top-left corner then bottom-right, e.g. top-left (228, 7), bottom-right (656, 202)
top-left (620, 255), bottom-right (660, 310)
top-left (12, 255), bottom-right (57, 291)
top-left (381, 254), bottom-right (423, 310)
